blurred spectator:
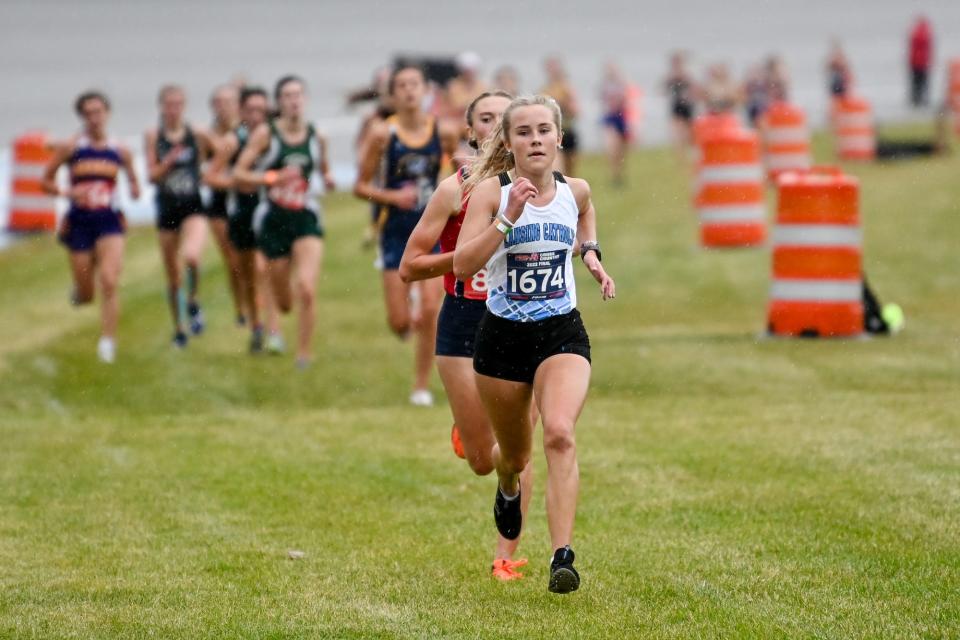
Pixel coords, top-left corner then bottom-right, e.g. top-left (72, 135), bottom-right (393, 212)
top-left (743, 65), bottom-right (767, 126)
top-left (826, 40), bottom-right (852, 99)
top-left (908, 16), bottom-right (933, 107)
top-left (765, 55), bottom-right (789, 102)
top-left (599, 62), bottom-right (631, 186)
top-left (664, 51), bottom-right (696, 149)
top-left (702, 63), bottom-right (741, 115)
top-left (444, 51), bottom-right (488, 122)
top-left (492, 65), bottom-right (521, 96)
top-left (540, 55), bottom-right (580, 175)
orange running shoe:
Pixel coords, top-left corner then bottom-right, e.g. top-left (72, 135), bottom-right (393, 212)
top-left (491, 557), bottom-right (528, 581)
top-left (451, 424), bottom-right (465, 459)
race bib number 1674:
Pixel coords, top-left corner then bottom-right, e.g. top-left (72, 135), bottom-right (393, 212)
top-left (505, 250), bottom-right (567, 301)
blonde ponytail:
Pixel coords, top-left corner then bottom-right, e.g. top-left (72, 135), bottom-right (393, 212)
top-left (461, 119), bottom-right (514, 196)
top-left (460, 94), bottom-right (563, 198)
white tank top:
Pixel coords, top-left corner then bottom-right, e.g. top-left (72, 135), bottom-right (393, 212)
top-left (485, 171), bottom-right (579, 322)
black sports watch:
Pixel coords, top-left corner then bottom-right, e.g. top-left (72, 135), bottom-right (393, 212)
top-left (579, 241), bottom-right (601, 262)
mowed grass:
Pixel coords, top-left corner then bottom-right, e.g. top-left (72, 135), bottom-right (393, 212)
top-left (1, 135), bottom-right (959, 639)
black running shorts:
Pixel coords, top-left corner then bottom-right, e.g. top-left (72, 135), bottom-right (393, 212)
top-left (473, 309), bottom-right (591, 384)
top-left (436, 294), bottom-right (486, 358)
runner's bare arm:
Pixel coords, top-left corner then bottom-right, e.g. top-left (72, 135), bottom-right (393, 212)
top-left (144, 129), bottom-right (177, 184)
top-left (571, 178), bottom-right (615, 300)
top-left (41, 140), bottom-right (75, 197)
top-left (194, 127), bottom-right (215, 162)
top-left (352, 121), bottom-right (402, 207)
top-left (232, 124), bottom-right (272, 189)
top-left (118, 144), bottom-right (141, 199)
top-left (453, 177), bottom-right (508, 279)
top-left (399, 174), bottom-right (460, 283)
top-left (315, 129), bottom-right (335, 191)
top-left (203, 133), bottom-right (238, 190)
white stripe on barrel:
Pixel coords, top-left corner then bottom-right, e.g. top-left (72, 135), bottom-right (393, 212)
top-left (698, 204), bottom-right (766, 223)
top-left (838, 136), bottom-right (875, 151)
top-left (770, 279), bottom-right (861, 302)
top-left (12, 163), bottom-right (46, 180)
top-left (834, 113), bottom-right (872, 128)
top-left (772, 224), bottom-right (861, 247)
top-left (10, 194), bottom-right (55, 212)
top-left (766, 127), bottom-right (809, 145)
top-left (766, 153), bottom-right (811, 170)
top-left (697, 163), bottom-right (764, 186)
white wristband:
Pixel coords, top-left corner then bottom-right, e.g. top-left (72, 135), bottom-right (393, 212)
top-left (495, 220), bottom-right (512, 235)
top-left (496, 211), bottom-right (515, 228)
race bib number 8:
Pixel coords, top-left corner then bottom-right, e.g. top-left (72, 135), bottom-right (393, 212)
top-left (462, 268), bottom-right (488, 300)
top-left (505, 250), bottom-right (567, 301)
top-left (269, 177), bottom-right (308, 210)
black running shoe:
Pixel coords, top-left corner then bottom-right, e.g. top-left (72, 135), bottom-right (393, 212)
top-left (172, 331), bottom-right (188, 349)
top-left (548, 546), bottom-right (580, 594)
top-left (188, 302), bottom-right (205, 336)
top-left (493, 485), bottom-right (522, 540)
top-left (249, 327), bottom-right (264, 354)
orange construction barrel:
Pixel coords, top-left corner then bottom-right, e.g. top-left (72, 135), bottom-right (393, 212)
top-left (768, 167), bottom-right (863, 337)
top-left (831, 97), bottom-right (875, 161)
top-left (8, 132), bottom-right (57, 231)
top-left (693, 112), bottom-right (741, 146)
top-left (694, 128), bottom-right (766, 248)
top-left (759, 101), bottom-right (811, 180)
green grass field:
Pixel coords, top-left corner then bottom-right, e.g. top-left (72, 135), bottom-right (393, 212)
top-left (2, 137), bottom-right (959, 639)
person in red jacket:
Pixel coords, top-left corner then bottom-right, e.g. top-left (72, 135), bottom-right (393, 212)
top-left (909, 15), bottom-right (933, 107)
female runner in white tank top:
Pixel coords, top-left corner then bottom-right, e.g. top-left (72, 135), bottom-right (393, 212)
top-left (399, 91), bottom-right (536, 581)
top-left (454, 95), bottom-right (615, 593)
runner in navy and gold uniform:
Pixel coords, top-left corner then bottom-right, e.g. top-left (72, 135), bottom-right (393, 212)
top-left (234, 75), bottom-right (334, 367)
top-left (206, 84), bottom-right (246, 326)
top-left (204, 85), bottom-right (281, 353)
top-left (145, 85), bottom-right (213, 348)
top-left (42, 91), bottom-right (140, 363)
top-left (354, 64), bottom-right (460, 406)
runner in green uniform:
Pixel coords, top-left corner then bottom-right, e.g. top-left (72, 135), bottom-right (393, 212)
top-left (234, 75), bottom-right (334, 367)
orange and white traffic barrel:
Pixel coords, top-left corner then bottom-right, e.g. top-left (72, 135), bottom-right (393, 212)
top-left (831, 96), bottom-right (875, 161)
top-left (8, 132), bottom-right (57, 231)
top-left (768, 167), bottom-right (862, 337)
top-left (693, 112), bottom-right (741, 146)
top-left (759, 101), bottom-right (811, 180)
top-left (948, 59), bottom-right (960, 136)
top-left (694, 128), bottom-right (766, 248)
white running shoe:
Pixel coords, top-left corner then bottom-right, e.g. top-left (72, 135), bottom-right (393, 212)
top-left (409, 389), bottom-right (434, 407)
top-left (97, 336), bottom-right (116, 364)
top-left (266, 333), bottom-right (286, 355)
